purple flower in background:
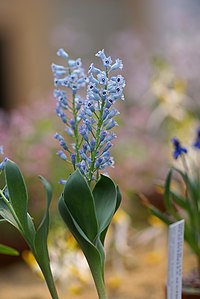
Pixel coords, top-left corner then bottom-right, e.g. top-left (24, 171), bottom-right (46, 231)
top-left (193, 127), bottom-right (200, 149)
top-left (171, 137), bottom-right (188, 160)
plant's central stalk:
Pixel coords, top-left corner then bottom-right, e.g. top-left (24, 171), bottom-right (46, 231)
top-left (88, 99), bottom-right (106, 184)
top-left (72, 93), bottom-right (80, 164)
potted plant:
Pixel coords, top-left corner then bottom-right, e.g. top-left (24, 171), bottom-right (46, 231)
top-left (146, 129), bottom-right (200, 298)
top-left (0, 49), bottom-right (125, 299)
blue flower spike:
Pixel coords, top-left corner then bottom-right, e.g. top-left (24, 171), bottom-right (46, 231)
top-left (52, 49), bottom-right (125, 183)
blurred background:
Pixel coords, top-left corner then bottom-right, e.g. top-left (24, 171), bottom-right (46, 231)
top-left (0, 1), bottom-right (200, 298)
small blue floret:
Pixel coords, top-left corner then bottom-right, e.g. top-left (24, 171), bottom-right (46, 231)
top-left (171, 137), bottom-right (188, 160)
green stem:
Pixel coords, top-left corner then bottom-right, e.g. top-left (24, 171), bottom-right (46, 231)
top-left (34, 254), bottom-right (59, 299)
top-left (97, 287), bottom-right (107, 299)
top-left (89, 263), bottom-right (107, 299)
top-left (88, 69), bottom-right (109, 184)
top-left (72, 93), bottom-right (80, 164)
top-left (41, 267), bottom-right (59, 299)
top-left (88, 100), bottom-right (105, 184)
top-left (97, 286), bottom-right (107, 299)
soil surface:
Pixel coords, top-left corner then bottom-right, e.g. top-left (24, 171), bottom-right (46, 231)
top-left (0, 232), bottom-right (197, 299)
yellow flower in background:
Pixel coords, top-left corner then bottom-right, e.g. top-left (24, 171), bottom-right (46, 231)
top-left (68, 284), bottom-right (84, 295)
top-left (148, 215), bottom-right (165, 228)
top-left (107, 275), bottom-right (122, 290)
top-left (22, 250), bottom-right (43, 279)
top-left (67, 234), bottom-right (78, 251)
top-left (113, 208), bottom-right (129, 224)
top-left (148, 59), bottom-right (192, 130)
top-left (144, 250), bottom-right (163, 265)
top-left (174, 79), bottom-right (186, 93)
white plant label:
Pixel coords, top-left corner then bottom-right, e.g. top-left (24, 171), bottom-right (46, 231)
top-left (167, 219), bottom-right (184, 299)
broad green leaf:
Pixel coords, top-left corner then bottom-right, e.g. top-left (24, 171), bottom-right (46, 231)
top-left (93, 171), bottom-right (117, 276)
top-left (63, 170), bottom-right (98, 242)
top-left (100, 185), bottom-right (122, 246)
top-left (58, 195), bottom-right (105, 298)
top-left (34, 176), bottom-right (59, 299)
top-left (58, 171), bottom-right (120, 298)
top-left (93, 175), bottom-right (117, 234)
top-left (0, 244), bottom-right (19, 256)
top-left (5, 160), bottom-right (28, 232)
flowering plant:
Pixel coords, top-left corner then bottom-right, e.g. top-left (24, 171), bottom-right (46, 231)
top-left (0, 49), bottom-right (125, 299)
top-left (147, 128), bottom-right (200, 284)
top-left (52, 48), bottom-right (124, 299)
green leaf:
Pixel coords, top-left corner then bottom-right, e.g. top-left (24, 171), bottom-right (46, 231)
top-left (0, 198), bottom-right (19, 229)
top-left (0, 244), bottom-right (19, 256)
top-left (58, 195), bottom-right (106, 298)
top-left (93, 175), bottom-right (117, 234)
top-left (149, 206), bottom-right (172, 225)
top-left (163, 169), bottom-right (181, 221)
top-left (27, 213), bottom-right (35, 238)
top-left (58, 171), bottom-right (121, 299)
top-left (92, 176), bottom-right (122, 253)
top-left (116, 186), bottom-right (122, 212)
top-left (5, 160), bottom-right (28, 232)
top-left (34, 176), bottom-right (59, 299)
top-left (172, 167), bottom-right (200, 231)
top-left (35, 176), bottom-right (52, 253)
top-left (99, 185), bottom-right (122, 247)
top-left (63, 170), bottom-right (98, 242)
top-left (170, 191), bottom-right (190, 211)
top-left (164, 169), bottom-right (173, 211)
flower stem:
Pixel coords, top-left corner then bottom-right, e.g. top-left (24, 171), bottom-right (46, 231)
top-left (41, 268), bottom-right (59, 299)
top-left (72, 93), bottom-right (80, 164)
top-left (30, 249), bottom-right (59, 299)
top-left (88, 100), bottom-right (105, 184)
top-left (93, 273), bottom-right (107, 299)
